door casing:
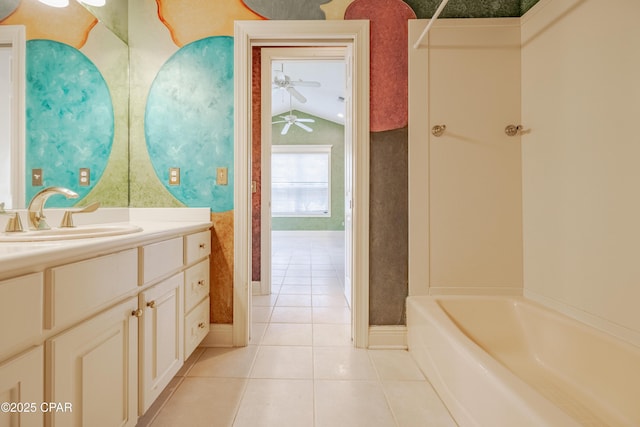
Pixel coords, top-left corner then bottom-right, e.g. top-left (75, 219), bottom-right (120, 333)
top-left (234, 20), bottom-right (370, 347)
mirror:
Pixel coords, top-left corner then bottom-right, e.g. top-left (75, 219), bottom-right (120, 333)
top-left (1, 0), bottom-right (129, 209)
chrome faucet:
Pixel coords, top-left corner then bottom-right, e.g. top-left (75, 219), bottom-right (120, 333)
top-left (28, 187), bottom-right (78, 230)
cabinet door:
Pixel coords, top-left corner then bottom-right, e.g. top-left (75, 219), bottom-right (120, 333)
top-left (46, 298), bottom-right (138, 427)
top-left (139, 273), bottom-right (184, 414)
top-left (0, 346), bottom-right (43, 427)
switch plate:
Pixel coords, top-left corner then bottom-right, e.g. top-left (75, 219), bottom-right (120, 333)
top-left (217, 167), bottom-right (228, 185)
top-left (79, 168), bottom-right (90, 186)
top-left (169, 167), bottom-right (180, 185)
top-left (32, 168), bottom-right (43, 186)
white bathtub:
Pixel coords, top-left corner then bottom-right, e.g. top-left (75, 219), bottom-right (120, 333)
top-left (407, 295), bottom-right (640, 427)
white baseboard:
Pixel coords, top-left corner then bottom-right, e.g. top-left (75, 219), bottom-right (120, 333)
top-left (252, 281), bottom-right (261, 295)
top-left (200, 324), bottom-right (234, 348)
top-left (368, 325), bottom-right (407, 350)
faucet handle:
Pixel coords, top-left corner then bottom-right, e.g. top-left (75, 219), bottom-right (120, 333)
top-left (60, 201), bottom-right (100, 228)
top-left (5, 212), bottom-right (24, 232)
top-left (0, 204), bottom-right (24, 233)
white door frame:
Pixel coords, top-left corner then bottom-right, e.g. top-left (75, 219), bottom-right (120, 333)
top-left (234, 20), bottom-right (370, 348)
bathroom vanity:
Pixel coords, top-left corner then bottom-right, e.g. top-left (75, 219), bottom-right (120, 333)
top-left (0, 208), bottom-right (212, 427)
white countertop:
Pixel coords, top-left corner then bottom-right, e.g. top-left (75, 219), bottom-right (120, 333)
top-left (0, 208), bottom-right (212, 280)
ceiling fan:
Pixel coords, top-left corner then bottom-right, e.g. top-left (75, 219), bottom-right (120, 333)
top-left (272, 66), bottom-right (321, 104)
top-left (272, 95), bottom-right (315, 135)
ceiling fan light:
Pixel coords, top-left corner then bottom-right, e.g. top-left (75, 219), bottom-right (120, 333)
top-left (78, 0), bottom-right (106, 6)
top-left (38, 0), bottom-right (70, 7)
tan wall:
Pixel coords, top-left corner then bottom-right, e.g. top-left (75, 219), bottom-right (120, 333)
top-left (521, 0), bottom-right (640, 344)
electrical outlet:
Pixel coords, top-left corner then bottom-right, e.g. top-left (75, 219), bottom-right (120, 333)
top-left (169, 167), bottom-right (180, 185)
top-left (217, 167), bottom-right (228, 185)
top-left (79, 168), bottom-right (90, 186)
top-left (32, 168), bottom-right (43, 186)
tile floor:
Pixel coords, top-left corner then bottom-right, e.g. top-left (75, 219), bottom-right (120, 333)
top-left (141, 231), bottom-right (457, 427)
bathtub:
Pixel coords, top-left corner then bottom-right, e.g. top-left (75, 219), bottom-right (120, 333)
top-left (407, 295), bottom-right (640, 427)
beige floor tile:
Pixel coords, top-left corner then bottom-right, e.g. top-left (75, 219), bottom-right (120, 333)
top-left (282, 276), bottom-right (312, 285)
top-left (313, 307), bottom-right (351, 324)
top-left (382, 380), bottom-right (457, 427)
top-left (314, 347), bottom-right (378, 380)
top-left (276, 294), bottom-right (312, 307)
top-left (252, 294), bottom-right (278, 307)
top-left (233, 379), bottom-right (314, 427)
top-left (314, 380), bottom-right (397, 427)
top-left (150, 377), bottom-right (246, 427)
top-left (187, 346), bottom-right (258, 378)
top-left (270, 306), bottom-right (313, 323)
top-left (311, 285), bottom-right (344, 296)
top-left (312, 294), bottom-right (347, 307)
top-left (313, 324), bottom-right (352, 346)
top-left (250, 346), bottom-right (313, 379)
top-left (252, 306), bottom-right (273, 323)
top-left (261, 323), bottom-right (313, 346)
top-left (249, 323), bottom-right (267, 345)
top-left (279, 285), bottom-right (311, 295)
top-left (368, 350), bottom-right (426, 381)
top-left (312, 277), bottom-right (342, 286)
top-left (312, 269), bottom-right (338, 278)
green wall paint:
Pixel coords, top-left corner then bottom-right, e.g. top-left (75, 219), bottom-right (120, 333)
top-left (271, 111), bottom-right (345, 231)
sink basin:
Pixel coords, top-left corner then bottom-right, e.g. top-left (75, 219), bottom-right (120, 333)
top-left (0, 224), bottom-right (143, 242)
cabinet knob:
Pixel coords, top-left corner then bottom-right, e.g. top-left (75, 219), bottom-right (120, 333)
top-left (147, 300), bottom-right (156, 309)
top-left (199, 243), bottom-right (206, 249)
top-left (131, 309), bottom-right (143, 318)
top-left (198, 322), bottom-right (206, 329)
top-left (197, 279), bottom-right (206, 287)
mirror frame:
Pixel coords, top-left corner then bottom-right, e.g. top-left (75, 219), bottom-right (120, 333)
top-left (0, 25), bottom-right (25, 209)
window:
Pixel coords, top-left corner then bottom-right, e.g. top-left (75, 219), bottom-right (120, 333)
top-left (272, 145), bottom-right (332, 217)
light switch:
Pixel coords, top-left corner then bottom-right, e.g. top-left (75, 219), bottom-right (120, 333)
top-left (169, 167), bottom-right (180, 185)
top-left (32, 168), bottom-right (43, 186)
top-left (79, 168), bottom-right (90, 186)
top-left (217, 167), bottom-right (228, 185)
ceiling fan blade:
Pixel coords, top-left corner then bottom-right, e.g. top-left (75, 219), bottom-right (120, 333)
top-left (296, 118), bottom-right (315, 123)
top-left (287, 87), bottom-right (307, 103)
top-left (272, 120), bottom-right (286, 124)
top-left (281, 123), bottom-right (292, 135)
top-left (290, 80), bottom-right (321, 88)
top-left (295, 122), bottom-right (313, 132)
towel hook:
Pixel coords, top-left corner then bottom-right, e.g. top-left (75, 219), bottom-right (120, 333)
top-left (505, 124), bottom-right (523, 137)
top-left (431, 124), bottom-right (446, 137)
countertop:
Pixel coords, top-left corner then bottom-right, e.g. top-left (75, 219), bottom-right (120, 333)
top-left (0, 208), bottom-right (212, 281)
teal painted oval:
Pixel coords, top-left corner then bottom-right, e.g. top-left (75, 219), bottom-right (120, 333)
top-left (145, 36), bottom-right (234, 212)
top-left (26, 40), bottom-right (114, 206)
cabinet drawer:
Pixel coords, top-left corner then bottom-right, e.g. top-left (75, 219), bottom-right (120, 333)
top-left (0, 273), bottom-right (43, 360)
top-left (184, 297), bottom-right (209, 359)
top-left (139, 237), bottom-right (183, 285)
top-left (184, 260), bottom-right (210, 313)
top-left (45, 249), bottom-right (137, 330)
top-left (184, 230), bottom-right (211, 265)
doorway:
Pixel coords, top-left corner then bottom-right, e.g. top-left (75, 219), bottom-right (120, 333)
top-left (257, 49), bottom-right (350, 343)
top-left (234, 20), bottom-right (370, 348)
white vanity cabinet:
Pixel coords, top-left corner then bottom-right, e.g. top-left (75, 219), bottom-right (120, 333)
top-left (138, 274), bottom-right (184, 414)
top-left (183, 231), bottom-right (211, 359)
top-left (0, 222), bottom-right (212, 427)
top-left (46, 297), bottom-right (139, 427)
top-left (0, 346), bottom-right (44, 427)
